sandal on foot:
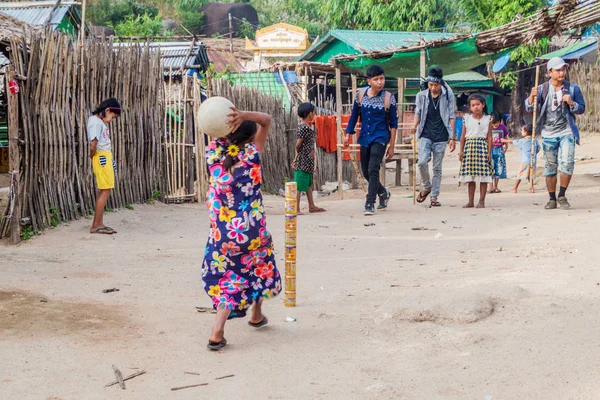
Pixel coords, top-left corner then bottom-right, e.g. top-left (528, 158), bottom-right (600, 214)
top-left (309, 207), bottom-right (326, 213)
top-left (207, 338), bottom-right (227, 351)
top-left (416, 189), bottom-right (431, 203)
top-left (248, 316), bottom-right (268, 328)
top-left (430, 199), bottom-right (441, 207)
top-left (91, 227), bottom-right (115, 235)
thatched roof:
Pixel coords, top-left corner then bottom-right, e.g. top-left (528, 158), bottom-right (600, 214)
top-left (0, 12), bottom-right (39, 46)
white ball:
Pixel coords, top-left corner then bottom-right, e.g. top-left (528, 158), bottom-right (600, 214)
top-left (197, 96), bottom-right (235, 138)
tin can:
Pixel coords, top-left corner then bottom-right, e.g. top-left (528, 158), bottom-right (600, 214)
top-left (285, 215), bottom-right (297, 231)
top-left (285, 245), bottom-right (296, 261)
top-left (285, 261), bottom-right (296, 276)
top-left (285, 229), bottom-right (297, 246)
top-left (285, 182), bottom-right (297, 199)
top-left (285, 291), bottom-right (296, 307)
top-left (285, 199), bottom-right (297, 215)
top-left (285, 276), bottom-right (296, 292)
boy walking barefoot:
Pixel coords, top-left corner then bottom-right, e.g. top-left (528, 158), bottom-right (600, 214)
top-left (502, 124), bottom-right (540, 193)
top-left (88, 98), bottom-right (121, 234)
top-left (293, 102), bottom-right (325, 214)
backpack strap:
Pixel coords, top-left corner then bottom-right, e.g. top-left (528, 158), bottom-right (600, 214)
top-left (383, 91), bottom-right (392, 112)
top-left (357, 87), bottom-right (368, 106)
top-left (540, 81), bottom-right (549, 102)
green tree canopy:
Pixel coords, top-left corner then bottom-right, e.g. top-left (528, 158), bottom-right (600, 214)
top-left (323, 0), bottom-right (458, 32)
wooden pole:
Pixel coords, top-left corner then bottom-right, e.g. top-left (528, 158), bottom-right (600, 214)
top-left (350, 74), bottom-right (358, 190)
top-left (228, 13), bottom-right (233, 53)
top-left (396, 77), bottom-right (405, 187)
top-left (530, 65), bottom-right (541, 189)
top-left (415, 48), bottom-right (425, 204)
top-left (7, 71), bottom-right (21, 244)
top-left (335, 66), bottom-right (343, 199)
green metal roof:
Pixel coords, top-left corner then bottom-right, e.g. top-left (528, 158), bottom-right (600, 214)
top-left (405, 71), bottom-right (493, 89)
top-left (540, 38), bottom-right (598, 60)
top-left (231, 72), bottom-right (291, 110)
top-left (299, 30), bottom-right (456, 63)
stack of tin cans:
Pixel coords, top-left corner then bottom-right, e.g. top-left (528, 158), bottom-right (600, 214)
top-left (284, 182), bottom-right (297, 307)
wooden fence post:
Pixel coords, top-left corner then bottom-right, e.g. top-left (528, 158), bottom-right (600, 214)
top-left (335, 65), bottom-right (343, 199)
top-left (7, 71), bottom-right (21, 244)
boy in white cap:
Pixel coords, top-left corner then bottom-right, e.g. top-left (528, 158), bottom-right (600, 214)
top-left (525, 57), bottom-right (586, 209)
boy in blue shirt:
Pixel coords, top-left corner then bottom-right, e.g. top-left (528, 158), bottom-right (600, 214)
top-left (343, 65), bottom-right (398, 216)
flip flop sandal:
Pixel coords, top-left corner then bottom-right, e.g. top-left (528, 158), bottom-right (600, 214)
top-left (430, 200), bottom-right (441, 207)
top-left (105, 226), bottom-right (118, 233)
top-left (248, 316), bottom-right (268, 328)
top-left (416, 189), bottom-right (431, 203)
top-left (309, 208), bottom-right (326, 213)
top-left (207, 338), bottom-right (227, 351)
top-left (91, 227), bottom-right (115, 235)
top-left (495, 189), bottom-right (502, 193)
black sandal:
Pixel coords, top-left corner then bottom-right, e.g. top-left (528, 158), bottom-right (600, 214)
top-left (248, 316), bottom-right (268, 328)
top-left (207, 338), bottom-right (227, 351)
top-left (416, 189), bottom-right (431, 203)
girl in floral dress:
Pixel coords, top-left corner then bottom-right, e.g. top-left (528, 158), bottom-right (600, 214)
top-left (203, 108), bottom-right (281, 351)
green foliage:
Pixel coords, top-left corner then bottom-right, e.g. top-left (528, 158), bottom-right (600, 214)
top-left (323, 0), bottom-right (458, 32)
top-left (105, 207), bottom-right (116, 213)
top-left (498, 71), bottom-right (518, 89)
top-left (146, 190), bottom-right (161, 204)
top-left (237, 18), bottom-right (256, 40)
top-left (125, 203), bottom-right (135, 210)
top-left (250, 0), bottom-right (325, 37)
top-left (114, 13), bottom-right (166, 37)
top-left (456, 0), bottom-right (549, 31)
top-left (88, 0), bottom-right (159, 27)
top-left (179, 10), bottom-right (205, 34)
top-left (49, 206), bottom-right (61, 228)
top-left (88, 209), bottom-right (95, 215)
top-left (20, 226), bottom-right (36, 241)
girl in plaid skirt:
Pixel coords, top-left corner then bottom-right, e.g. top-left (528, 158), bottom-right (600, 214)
top-left (459, 95), bottom-right (493, 208)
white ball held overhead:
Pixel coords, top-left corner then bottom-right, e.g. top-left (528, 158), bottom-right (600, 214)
top-left (197, 96), bottom-right (235, 138)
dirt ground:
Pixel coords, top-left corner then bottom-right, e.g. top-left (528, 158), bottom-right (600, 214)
top-left (2, 136), bottom-right (600, 400)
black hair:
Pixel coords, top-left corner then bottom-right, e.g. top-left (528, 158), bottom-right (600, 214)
top-left (428, 65), bottom-right (444, 79)
top-left (223, 120), bottom-right (258, 172)
top-left (366, 65), bottom-right (385, 79)
top-left (297, 102), bottom-right (315, 119)
top-left (523, 124), bottom-right (533, 136)
top-left (92, 98), bottom-right (121, 117)
top-left (491, 111), bottom-right (503, 124)
top-left (467, 94), bottom-right (488, 114)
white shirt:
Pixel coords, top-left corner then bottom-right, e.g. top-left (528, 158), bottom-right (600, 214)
top-left (464, 114), bottom-right (490, 139)
top-left (87, 115), bottom-right (111, 151)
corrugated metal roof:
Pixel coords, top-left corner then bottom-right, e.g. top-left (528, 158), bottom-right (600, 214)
top-left (541, 38), bottom-right (598, 60)
top-left (331, 30), bottom-right (455, 52)
top-left (0, 4), bottom-right (70, 28)
top-left (300, 30), bottom-right (456, 61)
top-left (206, 49), bottom-right (245, 73)
top-left (231, 72), bottom-right (291, 109)
top-left (443, 71), bottom-right (491, 82)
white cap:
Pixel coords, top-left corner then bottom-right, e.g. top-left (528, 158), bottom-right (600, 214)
top-left (547, 57), bottom-right (568, 71)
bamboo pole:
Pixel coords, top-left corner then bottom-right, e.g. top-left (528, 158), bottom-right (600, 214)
top-left (530, 65), bottom-right (541, 190)
top-left (7, 71), bottom-right (22, 244)
top-left (335, 66), bottom-right (343, 199)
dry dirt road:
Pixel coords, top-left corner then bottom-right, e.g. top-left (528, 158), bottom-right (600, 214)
top-left (2, 137), bottom-right (600, 400)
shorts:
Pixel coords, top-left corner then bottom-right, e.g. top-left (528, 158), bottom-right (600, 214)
top-left (491, 147), bottom-right (507, 179)
top-left (294, 170), bottom-right (313, 192)
top-left (517, 164), bottom-right (536, 181)
top-left (542, 134), bottom-right (575, 177)
top-left (92, 150), bottom-right (116, 189)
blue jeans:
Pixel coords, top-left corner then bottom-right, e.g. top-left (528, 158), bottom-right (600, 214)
top-left (418, 138), bottom-right (446, 199)
top-left (543, 133), bottom-right (575, 177)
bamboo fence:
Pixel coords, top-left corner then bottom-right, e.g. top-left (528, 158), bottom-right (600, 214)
top-left (569, 62), bottom-right (600, 134)
top-left (1, 32), bottom-right (163, 237)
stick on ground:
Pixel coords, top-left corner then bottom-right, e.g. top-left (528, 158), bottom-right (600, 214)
top-left (171, 383), bottom-right (209, 391)
top-left (105, 370), bottom-right (146, 387)
top-left (112, 365), bottom-right (126, 390)
top-left (215, 374), bottom-right (235, 380)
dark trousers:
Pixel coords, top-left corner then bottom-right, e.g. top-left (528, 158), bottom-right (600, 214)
top-left (360, 142), bottom-right (387, 204)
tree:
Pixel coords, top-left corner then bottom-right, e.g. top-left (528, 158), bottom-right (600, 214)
top-left (87, 0), bottom-right (159, 27)
top-left (114, 13), bottom-right (166, 36)
top-left (323, 0), bottom-right (458, 32)
top-left (457, 0), bottom-right (550, 133)
top-left (250, 0), bottom-right (326, 37)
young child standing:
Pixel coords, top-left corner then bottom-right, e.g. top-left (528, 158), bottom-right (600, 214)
top-left (293, 102), bottom-right (325, 214)
top-left (87, 98), bottom-right (121, 234)
top-left (502, 124), bottom-right (541, 193)
top-left (489, 111), bottom-right (508, 193)
top-left (459, 95), bottom-right (492, 208)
